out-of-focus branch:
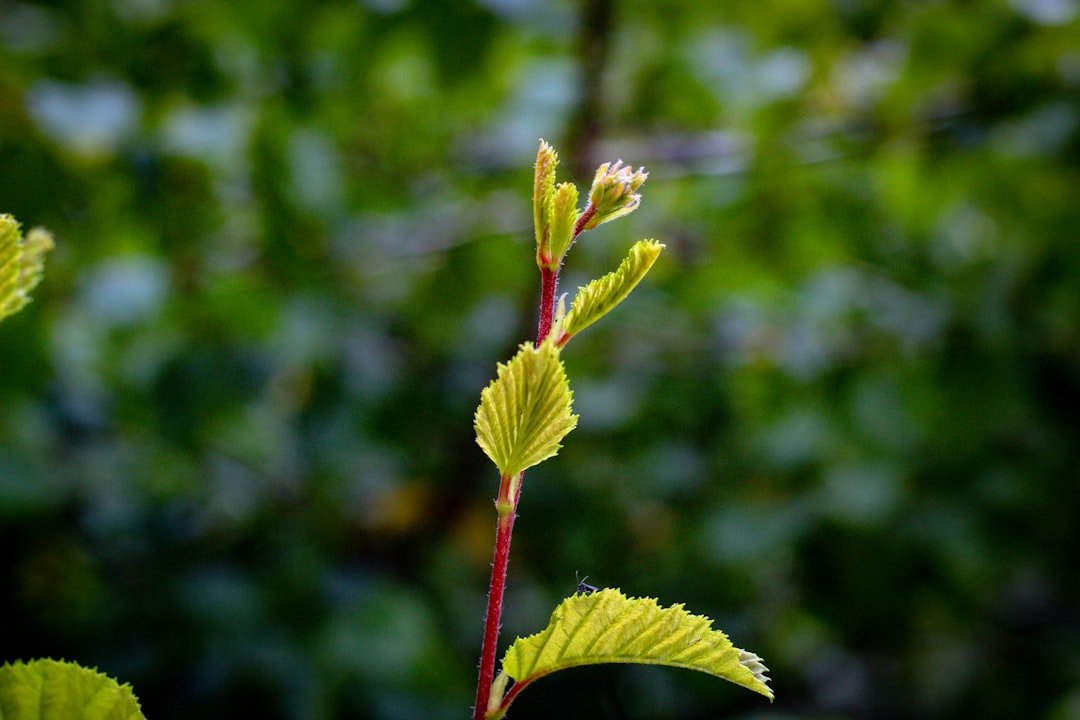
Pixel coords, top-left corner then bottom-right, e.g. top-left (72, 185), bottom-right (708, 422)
top-left (564, 0), bottom-right (616, 180)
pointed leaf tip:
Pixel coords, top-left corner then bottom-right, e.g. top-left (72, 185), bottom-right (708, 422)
top-left (494, 589), bottom-right (771, 715)
top-left (474, 341), bottom-right (578, 478)
top-left (533, 141), bottom-right (560, 263)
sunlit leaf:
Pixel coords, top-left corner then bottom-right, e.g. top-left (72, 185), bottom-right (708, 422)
top-left (0, 659), bottom-right (145, 720)
top-left (474, 341), bottom-right (578, 479)
top-left (488, 589), bottom-right (770, 717)
top-left (559, 239), bottom-right (663, 343)
top-left (0, 213), bottom-right (54, 323)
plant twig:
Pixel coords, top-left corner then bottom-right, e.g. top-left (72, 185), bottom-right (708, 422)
top-left (536, 266), bottom-right (559, 343)
top-left (472, 265), bottom-right (560, 720)
top-left (473, 471), bottom-right (520, 719)
top-left (565, 0), bottom-right (615, 178)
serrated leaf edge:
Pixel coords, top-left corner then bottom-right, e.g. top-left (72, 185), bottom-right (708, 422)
top-left (474, 340), bottom-right (578, 479)
top-left (559, 239), bottom-right (663, 343)
top-left (1, 213), bottom-right (54, 323)
top-left (497, 588), bottom-right (772, 707)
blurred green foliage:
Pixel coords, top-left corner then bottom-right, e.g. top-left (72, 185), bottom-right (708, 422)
top-left (1, 1), bottom-right (1078, 718)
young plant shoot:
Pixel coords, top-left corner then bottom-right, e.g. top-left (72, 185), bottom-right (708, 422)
top-left (2, 148), bottom-right (773, 719)
top-left (471, 143), bottom-right (772, 720)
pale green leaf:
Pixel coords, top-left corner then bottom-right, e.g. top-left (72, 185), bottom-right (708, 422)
top-left (474, 341), bottom-right (578, 479)
top-left (0, 213), bottom-right (54, 324)
top-left (533, 140), bottom-right (558, 263)
top-left (559, 239), bottom-right (663, 343)
top-left (547, 182), bottom-right (579, 268)
top-left (492, 588), bottom-right (771, 716)
top-left (0, 659), bottom-right (145, 720)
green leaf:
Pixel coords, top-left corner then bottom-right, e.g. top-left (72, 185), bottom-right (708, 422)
top-left (559, 239), bottom-right (663, 343)
top-left (0, 213), bottom-right (54, 324)
top-left (533, 140), bottom-right (558, 265)
top-left (474, 341), bottom-right (578, 479)
top-left (489, 589), bottom-right (771, 717)
top-left (545, 182), bottom-right (579, 270)
top-left (0, 659), bottom-right (146, 720)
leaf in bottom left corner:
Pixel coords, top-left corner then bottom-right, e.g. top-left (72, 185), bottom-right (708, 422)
top-left (0, 658), bottom-right (146, 720)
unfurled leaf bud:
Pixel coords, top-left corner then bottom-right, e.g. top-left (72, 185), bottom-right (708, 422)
top-left (542, 182), bottom-right (579, 270)
top-left (533, 140), bottom-right (559, 265)
top-left (584, 160), bottom-right (647, 231)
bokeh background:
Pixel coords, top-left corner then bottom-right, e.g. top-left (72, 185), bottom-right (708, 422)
top-left (2, 0), bottom-right (1079, 718)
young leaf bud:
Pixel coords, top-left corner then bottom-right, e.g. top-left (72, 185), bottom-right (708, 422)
top-left (533, 140), bottom-right (559, 266)
top-left (543, 182), bottom-right (579, 270)
top-left (584, 160), bottom-right (648, 231)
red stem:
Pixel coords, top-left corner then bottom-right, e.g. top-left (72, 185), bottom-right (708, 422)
top-left (495, 676), bottom-right (537, 717)
top-left (536, 266), bottom-right (558, 344)
top-left (572, 203), bottom-right (597, 239)
top-left (473, 473), bottom-right (518, 719)
top-left (473, 262), bottom-right (561, 720)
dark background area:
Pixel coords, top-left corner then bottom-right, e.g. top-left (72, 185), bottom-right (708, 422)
top-left (1, 0), bottom-right (1079, 718)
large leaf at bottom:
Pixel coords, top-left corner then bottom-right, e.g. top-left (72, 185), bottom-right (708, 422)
top-left (0, 659), bottom-right (145, 720)
top-left (496, 588), bottom-right (771, 711)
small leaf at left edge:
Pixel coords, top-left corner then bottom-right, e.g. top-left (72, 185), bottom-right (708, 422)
top-left (0, 658), bottom-right (146, 720)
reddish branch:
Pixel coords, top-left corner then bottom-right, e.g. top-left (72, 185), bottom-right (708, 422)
top-left (472, 202), bottom-right (594, 720)
top-left (535, 267), bottom-right (558, 344)
top-left (472, 263), bottom-right (561, 720)
top-left (572, 203), bottom-right (596, 240)
top-left (472, 472), bottom-right (520, 719)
